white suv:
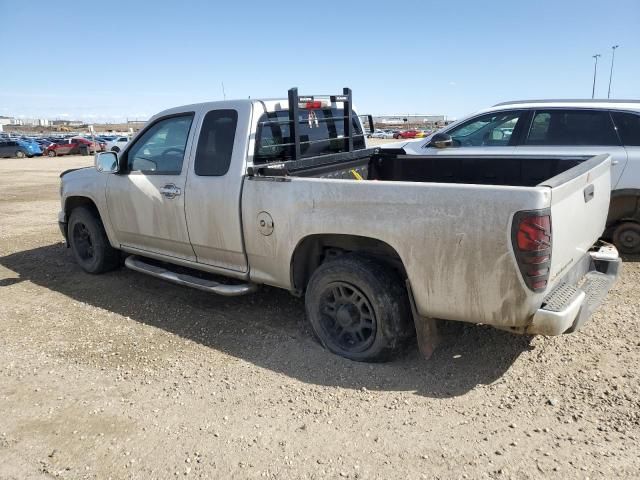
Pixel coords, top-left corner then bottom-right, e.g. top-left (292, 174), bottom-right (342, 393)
top-left (105, 136), bottom-right (130, 153)
top-left (398, 100), bottom-right (640, 254)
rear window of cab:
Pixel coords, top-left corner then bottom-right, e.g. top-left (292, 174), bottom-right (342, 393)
top-left (254, 108), bottom-right (365, 163)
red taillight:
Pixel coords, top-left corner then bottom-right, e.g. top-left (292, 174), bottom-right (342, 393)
top-left (304, 101), bottom-right (323, 109)
top-left (516, 215), bottom-right (551, 251)
top-left (512, 210), bottom-right (552, 292)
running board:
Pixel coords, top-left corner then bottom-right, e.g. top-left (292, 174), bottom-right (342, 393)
top-left (124, 255), bottom-right (258, 297)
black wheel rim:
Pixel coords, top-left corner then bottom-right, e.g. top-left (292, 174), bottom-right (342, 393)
top-left (620, 229), bottom-right (640, 250)
top-left (72, 223), bottom-right (94, 261)
top-left (317, 281), bottom-right (376, 354)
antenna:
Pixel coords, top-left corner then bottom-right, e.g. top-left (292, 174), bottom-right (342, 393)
top-left (591, 54), bottom-right (601, 99)
top-left (221, 82), bottom-right (226, 100)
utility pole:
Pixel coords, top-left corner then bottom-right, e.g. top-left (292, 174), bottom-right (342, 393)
top-left (607, 45), bottom-right (620, 99)
top-left (592, 54), bottom-right (601, 99)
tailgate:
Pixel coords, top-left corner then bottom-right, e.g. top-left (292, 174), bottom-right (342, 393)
top-left (542, 154), bottom-right (612, 289)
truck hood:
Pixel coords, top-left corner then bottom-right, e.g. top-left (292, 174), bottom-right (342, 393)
top-left (60, 166), bottom-right (93, 178)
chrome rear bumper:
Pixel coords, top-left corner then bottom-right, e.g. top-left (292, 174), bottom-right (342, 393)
top-left (527, 244), bottom-right (621, 335)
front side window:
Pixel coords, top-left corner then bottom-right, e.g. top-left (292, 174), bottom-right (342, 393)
top-left (127, 114), bottom-right (194, 173)
top-left (446, 111), bottom-right (523, 147)
top-left (611, 111), bottom-right (640, 146)
top-left (254, 108), bottom-right (365, 163)
top-left (194, 109), bottom-right (238, 176)
top-left (525, 110), bottom-right (619, 146)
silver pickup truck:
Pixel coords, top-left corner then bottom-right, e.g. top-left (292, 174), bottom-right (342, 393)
top-left (58, 88), bottom-right (621, 362)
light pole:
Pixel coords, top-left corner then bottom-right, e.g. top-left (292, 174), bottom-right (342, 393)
top-left (607, 45), bottom-right (620, 99)
top-left (592, 54), bottom-right (601, 99)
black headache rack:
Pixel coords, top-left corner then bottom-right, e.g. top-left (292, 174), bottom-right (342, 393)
top-left (247, 87), bottom-right (376, 177)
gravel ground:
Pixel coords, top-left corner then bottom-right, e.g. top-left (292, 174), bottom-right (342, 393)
top-left (0, 155), bottom-right (639, 479)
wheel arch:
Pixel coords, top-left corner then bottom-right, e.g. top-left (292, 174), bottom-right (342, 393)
top-left (290, 234), bottom-right (408, 294)
top-left (63, 195), bottom-right (118, 248)
top-left (605, 188), bottom-right (640, 236)
top-left (65, 195), bottom-right (100, 219)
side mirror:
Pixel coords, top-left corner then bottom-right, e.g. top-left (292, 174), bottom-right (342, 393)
top-left (430, 132), bottom-right (453, 149)
top-left (95, 151), bottom-right (119, 173)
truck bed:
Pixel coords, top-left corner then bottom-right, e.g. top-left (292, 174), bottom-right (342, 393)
top-left (368, 154), bottom-right (586, 187)
top-left (286, 151), bottom-right (587, 188)
top-left (244, 153), bottom-right (612, 330)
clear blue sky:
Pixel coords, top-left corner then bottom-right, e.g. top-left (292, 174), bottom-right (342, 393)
top-left (1, 0), bottom-right (638, 122)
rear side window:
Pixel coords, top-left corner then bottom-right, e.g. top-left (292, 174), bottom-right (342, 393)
top-left (254, 108), bottom-right (365, 163)
top-left (525, 110), bottom-right (619, 146)
top-left (611, 111), bottom-right (640, 146)
top-left (194, 109), bottom-right (238, 176)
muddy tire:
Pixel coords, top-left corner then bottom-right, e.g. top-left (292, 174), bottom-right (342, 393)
top-left (68, 207), bottom-right (120, 274)
top-left (305, 254), bottom-right (413, 362)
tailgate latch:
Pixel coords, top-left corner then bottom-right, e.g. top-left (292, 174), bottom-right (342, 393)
top-left (583, 184), bottom-right (595, 203)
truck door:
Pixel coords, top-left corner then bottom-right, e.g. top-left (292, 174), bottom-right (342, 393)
top-left (184, 102), bottom-right (251, 272)
top-left (106, 112), bottom-right (197, 260)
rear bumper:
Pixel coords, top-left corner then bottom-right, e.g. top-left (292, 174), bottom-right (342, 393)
top-left (527, 244), bottom-right (621, 335)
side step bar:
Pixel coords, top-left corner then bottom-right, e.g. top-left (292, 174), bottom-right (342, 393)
top-left (124, 255), bottom-right (258, 297)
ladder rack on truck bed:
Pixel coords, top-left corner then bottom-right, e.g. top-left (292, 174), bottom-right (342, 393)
top-left (247, 87), bottom-right (374, 177)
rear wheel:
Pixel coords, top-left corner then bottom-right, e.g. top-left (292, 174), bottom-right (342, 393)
top-left (305, 254), bottom-right (413, 362)
top-left (15, 150), bottom-right (25, 158)
top-left (613, 222), bottom-right (640, 254)
top-left (68, 207), bottom-right (120, 274)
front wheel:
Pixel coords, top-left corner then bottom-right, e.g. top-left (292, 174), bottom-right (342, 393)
top-left (48, 150), bottom-right (56, 157)
top-left (305, 254), bottom-right (413, 362)
top-left (68, 207), bottom-right (121, 273)
top-left (613, 222), bottom-right (640, 254)
top-left (15, 150), bottom-right (25, 158)
top-left (111, 146), bottom-right (120, 153)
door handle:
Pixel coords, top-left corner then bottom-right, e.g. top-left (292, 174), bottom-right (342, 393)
top-left (611, 160), bottom-right (619, 165)
top-left (159, 184), bottom-right (181, 199)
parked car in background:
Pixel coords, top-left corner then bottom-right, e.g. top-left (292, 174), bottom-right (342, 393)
top-left (414, 130), bottom-right (433, 138)
top-left (394, 130), bottom-right (419, 139)
top-left (79, 137), bottom-right (106, 152)
top-left (44, 137), bottom-right (100, 157)
top-left (368, 129), bottom-right (395, 139)
top-left (0, 140), bottom-right (34, 158)
top-left (0, 139), bottom-right (42, 158)
top-left (391, 99), bottom-right (640, 253)
top-left (105, 135), bottom-right (130, 152)
top-left (35, 138), bottom-right (55, 150)
top-left (17, 138), bottom-right (43, 156)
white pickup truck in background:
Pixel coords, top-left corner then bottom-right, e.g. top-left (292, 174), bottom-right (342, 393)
top-left (58, 88), bottom-right (621, 362)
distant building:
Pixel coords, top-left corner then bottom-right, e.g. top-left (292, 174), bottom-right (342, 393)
top-left (51, 119), bottom-right (85, 127)
top-left (373, 114), bottom-right (454, 128)
top-left (0, 116), bottom-right (11, 126)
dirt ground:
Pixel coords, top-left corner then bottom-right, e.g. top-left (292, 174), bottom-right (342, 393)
top-left (1, 154), bottom-right (639, 480)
